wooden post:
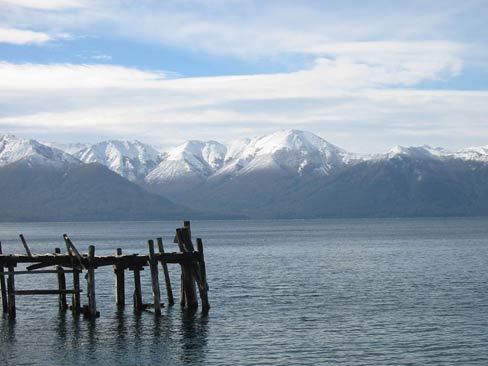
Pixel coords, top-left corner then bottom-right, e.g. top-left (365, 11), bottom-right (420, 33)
top-left (196, 238), bottom-right (210, 313)
top-left (0, 241), bottom-right (8, 313)
top-left (19, 234), bottom-right (32, 257)
top-left (86, 245), bottom-right (97, 318)
top-left (132, 267), bottom-right (143, 312)
top-left (55, 248), bottom-right (67, 310)
top-left (72, 267), bottom-right (81, 314)
top-left (148, 240), bottom-right (161, 316)
top-left (157, 237), bottom-right (174, 306)
top-left (176, 228), bottom-right (198, 310)
top-left (7, 265), bottom-right (16, 318)
top-left (114, 248), bottom-right (125, 307)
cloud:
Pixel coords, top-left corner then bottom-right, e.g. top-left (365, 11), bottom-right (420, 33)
top-left (0, 27), bottom-right (53, 45)
top-left (0, 0), bottom-right (86, 10)
top-left (0, 60), bottom-right (487, 151)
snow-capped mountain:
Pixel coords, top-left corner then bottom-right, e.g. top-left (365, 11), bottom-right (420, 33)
top-left (215, 129), bottom-right (352, 178)
top-left (385, 145), bottom-right (449, 160)
top-left (145, 140), bottom-right (226, 183)
top-left (76, 140), bottom-right (162, 182)
top-left (454, 145), bottom-right (488, 162)
top-left (146, 129), bottom-right (351, 184)
top-left (0, 134), bottom-right (79, 168)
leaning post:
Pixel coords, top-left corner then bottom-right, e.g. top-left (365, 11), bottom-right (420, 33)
top-left (148, 240), bottom-right (162, 316)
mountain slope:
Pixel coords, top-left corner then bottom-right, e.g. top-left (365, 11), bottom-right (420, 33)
top-left (0, 162), bottom-right (212, 221)
top-left (0, 134), bottom-right (79, 168)
top-left (76, 140), bottom-right (162, 182)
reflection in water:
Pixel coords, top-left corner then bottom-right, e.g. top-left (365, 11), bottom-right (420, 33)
top-left (179, 309), bottom-right (209, 364)
top-left (0, 316), bottom-right (16, 366)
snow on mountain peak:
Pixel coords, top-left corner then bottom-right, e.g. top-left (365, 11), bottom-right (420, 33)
top-left (385, 145), bottom-right (449, 160)
top-left (454, 145), bottom-right (488, 162)
top-left (146, 140), bottom-right (227, 183)
top-left (76, 140), bottom-right (162, 181)
top-left (0, 134), bottom-right (79, 168)
top-left (217, 129), bottom-right (351, 177)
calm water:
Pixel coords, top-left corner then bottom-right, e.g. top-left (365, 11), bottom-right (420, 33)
top-left (1, 218), bottom-right (488, 365)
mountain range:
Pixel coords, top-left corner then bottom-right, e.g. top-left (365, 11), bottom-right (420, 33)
top-left (2, 130), bottom-right (488, 221)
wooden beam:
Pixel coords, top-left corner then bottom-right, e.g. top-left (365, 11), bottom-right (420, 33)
top-left (19, 234), bottom-right (32, 257)
top-left (72, 267), bottom-right (81, 314)
top-left (114, 248), bottom-right (125, 307)
top-left (196, 238), bottom-right (210, 313)
top-left (14, 289), bottom-right (81, 295)
top-left (157, 237), bottom-right (174, 306)
top-left (175, 229), bottom-right (198, 310)
top-left (86, 245), bottom-right (97, 318)
top-left (0, 241), bottom-right (8, 313)
top-left (148, 240), bottom-right (161, 316)
top-left (132, 267), bottom-right (143, 312)
top-left (7, 265), bottom-right (16, 318)
top-left (55, 248), bottom-right (67, 310)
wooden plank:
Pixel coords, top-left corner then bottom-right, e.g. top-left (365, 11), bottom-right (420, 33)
top-left (14, 289), bottom-right (81, 295)
top-left (7, 265), bottom-right (16, 318)
top-left (0, 252), bottom-right (199, 267)
top-left (0, 241), bottom-right (8, 313)
top-left (19, 234), bottom-right (32, 257)
top-left (63, 234), bottom-right (85, 269)
top-left (157, 237), bottom-right (174, 306)
top-left (196, 238), bottom-right (210, 313)
top-left (0, 270), bottom-right (76, 275)
top-left (148, 240), bottom-right (161, 316)
top-left (86, 245), bottom-right (97, 318)
top-left (114, 248), bottom-right (125, 307)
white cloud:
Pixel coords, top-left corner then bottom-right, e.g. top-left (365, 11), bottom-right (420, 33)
top-left (0, 61), bottom-right (487, 152)
top-left (0, 27), bottom-right (52, 44)
top-left (0, 0), bottom-right (86, 10)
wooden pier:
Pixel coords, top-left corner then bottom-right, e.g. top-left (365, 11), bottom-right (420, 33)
top-left (0, 221), bottom-right (209, 319)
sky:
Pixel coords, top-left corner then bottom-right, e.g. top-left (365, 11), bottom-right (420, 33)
top-left (0, 0), bottom-right (487, 153)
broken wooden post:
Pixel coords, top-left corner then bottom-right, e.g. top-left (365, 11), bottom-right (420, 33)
top-left (0, 241), bottom-right (8, 313)
top-left (196, 238), bottom-right (210, 313)
top-left (148, 240), bottom-right (162, 316)
top-left (157, 237), bottom-right (174, 306)
top-left (19, 234), bottom-right (32, 257)
top-left (86, 245), bottom-right (98, 318)
top-left (176, 227), bottom-right (198, 310)
top-left (55, 248), bottom-right (67, 310)
top-left (113, 248), bottom-right (125, 307)
top-left (131, 267), bottom-right (143, 312)
top-left (7, 265), bottom-right (16, 318)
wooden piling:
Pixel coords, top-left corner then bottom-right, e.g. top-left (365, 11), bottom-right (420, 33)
top-left (7, 265), bottom-right (16, 318)
top-left (0, 241), bottom-right (8, 313)
top-left (176, 228), bottom-right (198, 310)
top-left (72, 267), bottom-right (81, 314)
top-left (157, 237), bottom-right (174, 306)
top-left (55, 248), bottom-right (67, 310)
top-left (19, 234), bottom-right (32, 257)
top-left (148, 240), bottom-right (162, 316)
top-left (132, 267), bottom-right (143, 312)
top-left (86, 245), bottom-right (97, 318)
top-left (114, 248), bottom-right (125, 307)
top-left (196, 238), bottom-right (210, 313)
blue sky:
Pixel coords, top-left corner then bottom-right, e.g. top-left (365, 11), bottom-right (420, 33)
top-left (0, 0), bottom-right (487, 152)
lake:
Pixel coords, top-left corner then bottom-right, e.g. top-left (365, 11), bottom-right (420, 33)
top-left (1, 218), bottom-right (488, 365)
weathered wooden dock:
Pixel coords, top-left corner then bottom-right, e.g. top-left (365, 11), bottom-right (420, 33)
top-left (0, 221), bottom-right (209, 319)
